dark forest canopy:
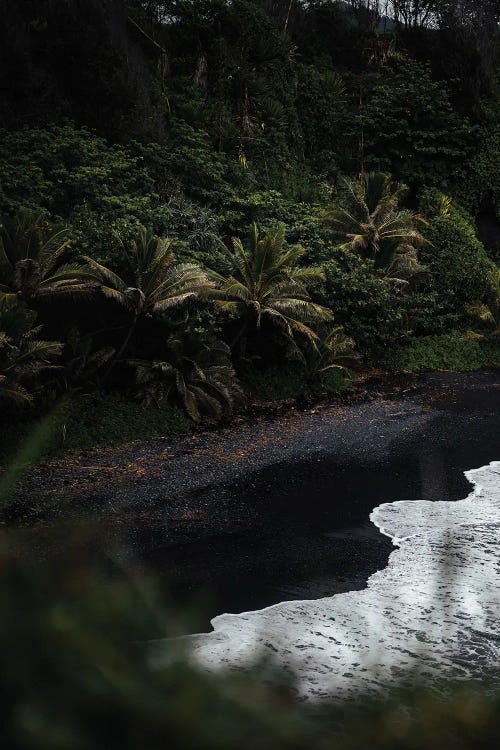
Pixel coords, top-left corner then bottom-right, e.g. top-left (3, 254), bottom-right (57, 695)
top-left (0, 0), bottom-right (498, 199)
top-left (1, 1), bottom-right (499, 132)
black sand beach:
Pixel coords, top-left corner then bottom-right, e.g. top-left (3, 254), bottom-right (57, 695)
top-left (6, 369), bottom-right (500, 627)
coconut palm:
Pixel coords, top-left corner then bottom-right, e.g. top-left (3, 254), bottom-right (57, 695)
top-left (129, 331), bottom-right (241, 422)
top-left (76, 226), bottom-right (211, 368)
top-left (0, 209), bottom-right (87, 304)
top-left (324, 172), bottom-right (427, 280)
top-left (210, 223), bottom-right (333, 348)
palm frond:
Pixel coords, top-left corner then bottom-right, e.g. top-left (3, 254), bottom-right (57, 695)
top-left (207, 223), bottom-right (333, 348)
top-left (81, 257), bottom-right (128, 293)
top-left (325, 172), bottom-right (425, 279)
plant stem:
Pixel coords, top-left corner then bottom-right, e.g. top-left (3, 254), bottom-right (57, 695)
top-left (104, 315), bottom-right (137, 382)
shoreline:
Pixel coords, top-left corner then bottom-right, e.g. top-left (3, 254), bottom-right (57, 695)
top-left (5, 369), bottom-right (500, 623)
top-left (178, 460), bottom-right (500, 700)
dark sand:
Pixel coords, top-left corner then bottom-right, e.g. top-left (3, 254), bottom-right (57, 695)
top-left (6, 369), bottom-right (500, 627)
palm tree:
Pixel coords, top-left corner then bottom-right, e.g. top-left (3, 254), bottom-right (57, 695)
top-left (0, 209), bottom-right (87, 304)
top-left (57, 328), bottom-right (115, 392)
top-left (299, 326), bottom-right (358, 387)
top-left (210, 223), bottom-right (333, 349)
top-left (0, 304), bottom-right (62, 404)
top-left (129, 331), bottom-right (241, 422)
top-left (324, 172), bottom-right (427, 280)
top-left (76, 226), bottom-right (211, 369)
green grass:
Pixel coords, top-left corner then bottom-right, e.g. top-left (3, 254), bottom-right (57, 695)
top-left (0, 392), bottom-right (192, 465)
top-left (242, 362), bottom-right (349, 402)
top-left (242, 363), bottom-right (311, 401)
top-left (384, 332), bottom-right (500, 373)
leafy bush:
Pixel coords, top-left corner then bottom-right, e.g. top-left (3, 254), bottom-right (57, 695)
top-left (0, 125), bottom-right (157, 219)
top-left (417, 191), bottom-right (495, 329)
top-left (241, 356), bottom-right (348, 401)
top-left (221, 192), bottom-right (333, 263)
top-left (459, 123), bottom-right (500, 219)
top-left (353, 58), bottom-right (476, 192)
top-left (211, 223), bottom-right (333, 355)
top-left (59, 393), bottom-right (192, 452)
top-left (0, 124), bottom-right (171, 265)
top-left (132, 121), bottom-right (241, 207)
top-left (324, 172), bottom-right (426, 278)
top-left (242, 361), bottom-right (312, 401)
top-left (155, 199), bottom-right (225, 267)
top-left (404, 289), bottom-right (455, 337)
top-left (384, 332), bottom-right (500, 372)
top-left (295, 63), bottom-right (345, 175)
top-left (130, 332), bottom-right (242, 423)
top-left (315, 253), bottom-right (408, 357)
top-left (466, 266), bottom-right (500, 340)
top-left (0, 302), bottom-right (62, 406)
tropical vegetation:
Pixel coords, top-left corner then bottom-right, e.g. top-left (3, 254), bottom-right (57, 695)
top-left (0, 0), bottom-right (498, 457)
top-left (324, 172), bottom-right (427, 281)
top-left (210, 223), bottom-right (333, 352)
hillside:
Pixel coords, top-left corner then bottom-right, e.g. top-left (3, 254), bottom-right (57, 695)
top-left (0, 0), bottom-right (499, 455)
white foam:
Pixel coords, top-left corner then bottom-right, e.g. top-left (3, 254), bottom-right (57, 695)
top-left (178, 462), bottom-right (500, 699)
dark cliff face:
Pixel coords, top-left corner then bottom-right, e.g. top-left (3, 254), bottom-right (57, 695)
top-left (0, 0), bottom-right (166, 140)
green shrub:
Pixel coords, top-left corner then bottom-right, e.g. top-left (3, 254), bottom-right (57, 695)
top-left (404, 289), bottom-right (456, 337)
top-left (0, 124), bottom-right (170, 266)
top-left (60, 393), bottom-right (192, 452)
top-left (220, 191), bottom-right (334, 262)
top-left (0, 125), bottom-right (158, 219)
top-left (458, 123), bottom-right (500, 219)
top-left (353, 58), bottom-right (476, 191)
top-left (384, 332), bottom-right (500, 372)
top-left (314, 253), bottom-right (408, 357)
top-left (296, 64), bottom-right (345, 170)
top-left (0, 393), bottom-right (191, 464)
top-left (242, 362), bottom-right (310, 401)
top-left (132, 121), bottom-right (241, 207)
top-left (0, 123), bottom-right (238, 265)
top-left (242, 361), bottom-right (348, 402)
top-left (415, 191), bottom-right (496, 330)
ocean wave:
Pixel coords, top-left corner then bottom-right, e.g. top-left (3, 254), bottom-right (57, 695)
top-left (177, 461), bottom-right (500, 699)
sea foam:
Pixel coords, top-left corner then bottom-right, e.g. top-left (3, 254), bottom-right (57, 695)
top-left (180, 462), bottom-right (500, 699)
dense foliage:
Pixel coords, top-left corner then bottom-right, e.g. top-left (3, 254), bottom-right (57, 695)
top-left (0, 0), bottom-right (499, 454)
top-left (408, 191), bottom-right (497, 334)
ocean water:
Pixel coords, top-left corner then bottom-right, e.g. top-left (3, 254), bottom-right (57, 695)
top-left (180, 461), bottom-right (500, 700)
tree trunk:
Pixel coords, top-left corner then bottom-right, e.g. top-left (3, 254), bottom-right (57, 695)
top-left (230, 318), bottom-right (249, 350)
top-left (104, 315), bottom-right (137, 381)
